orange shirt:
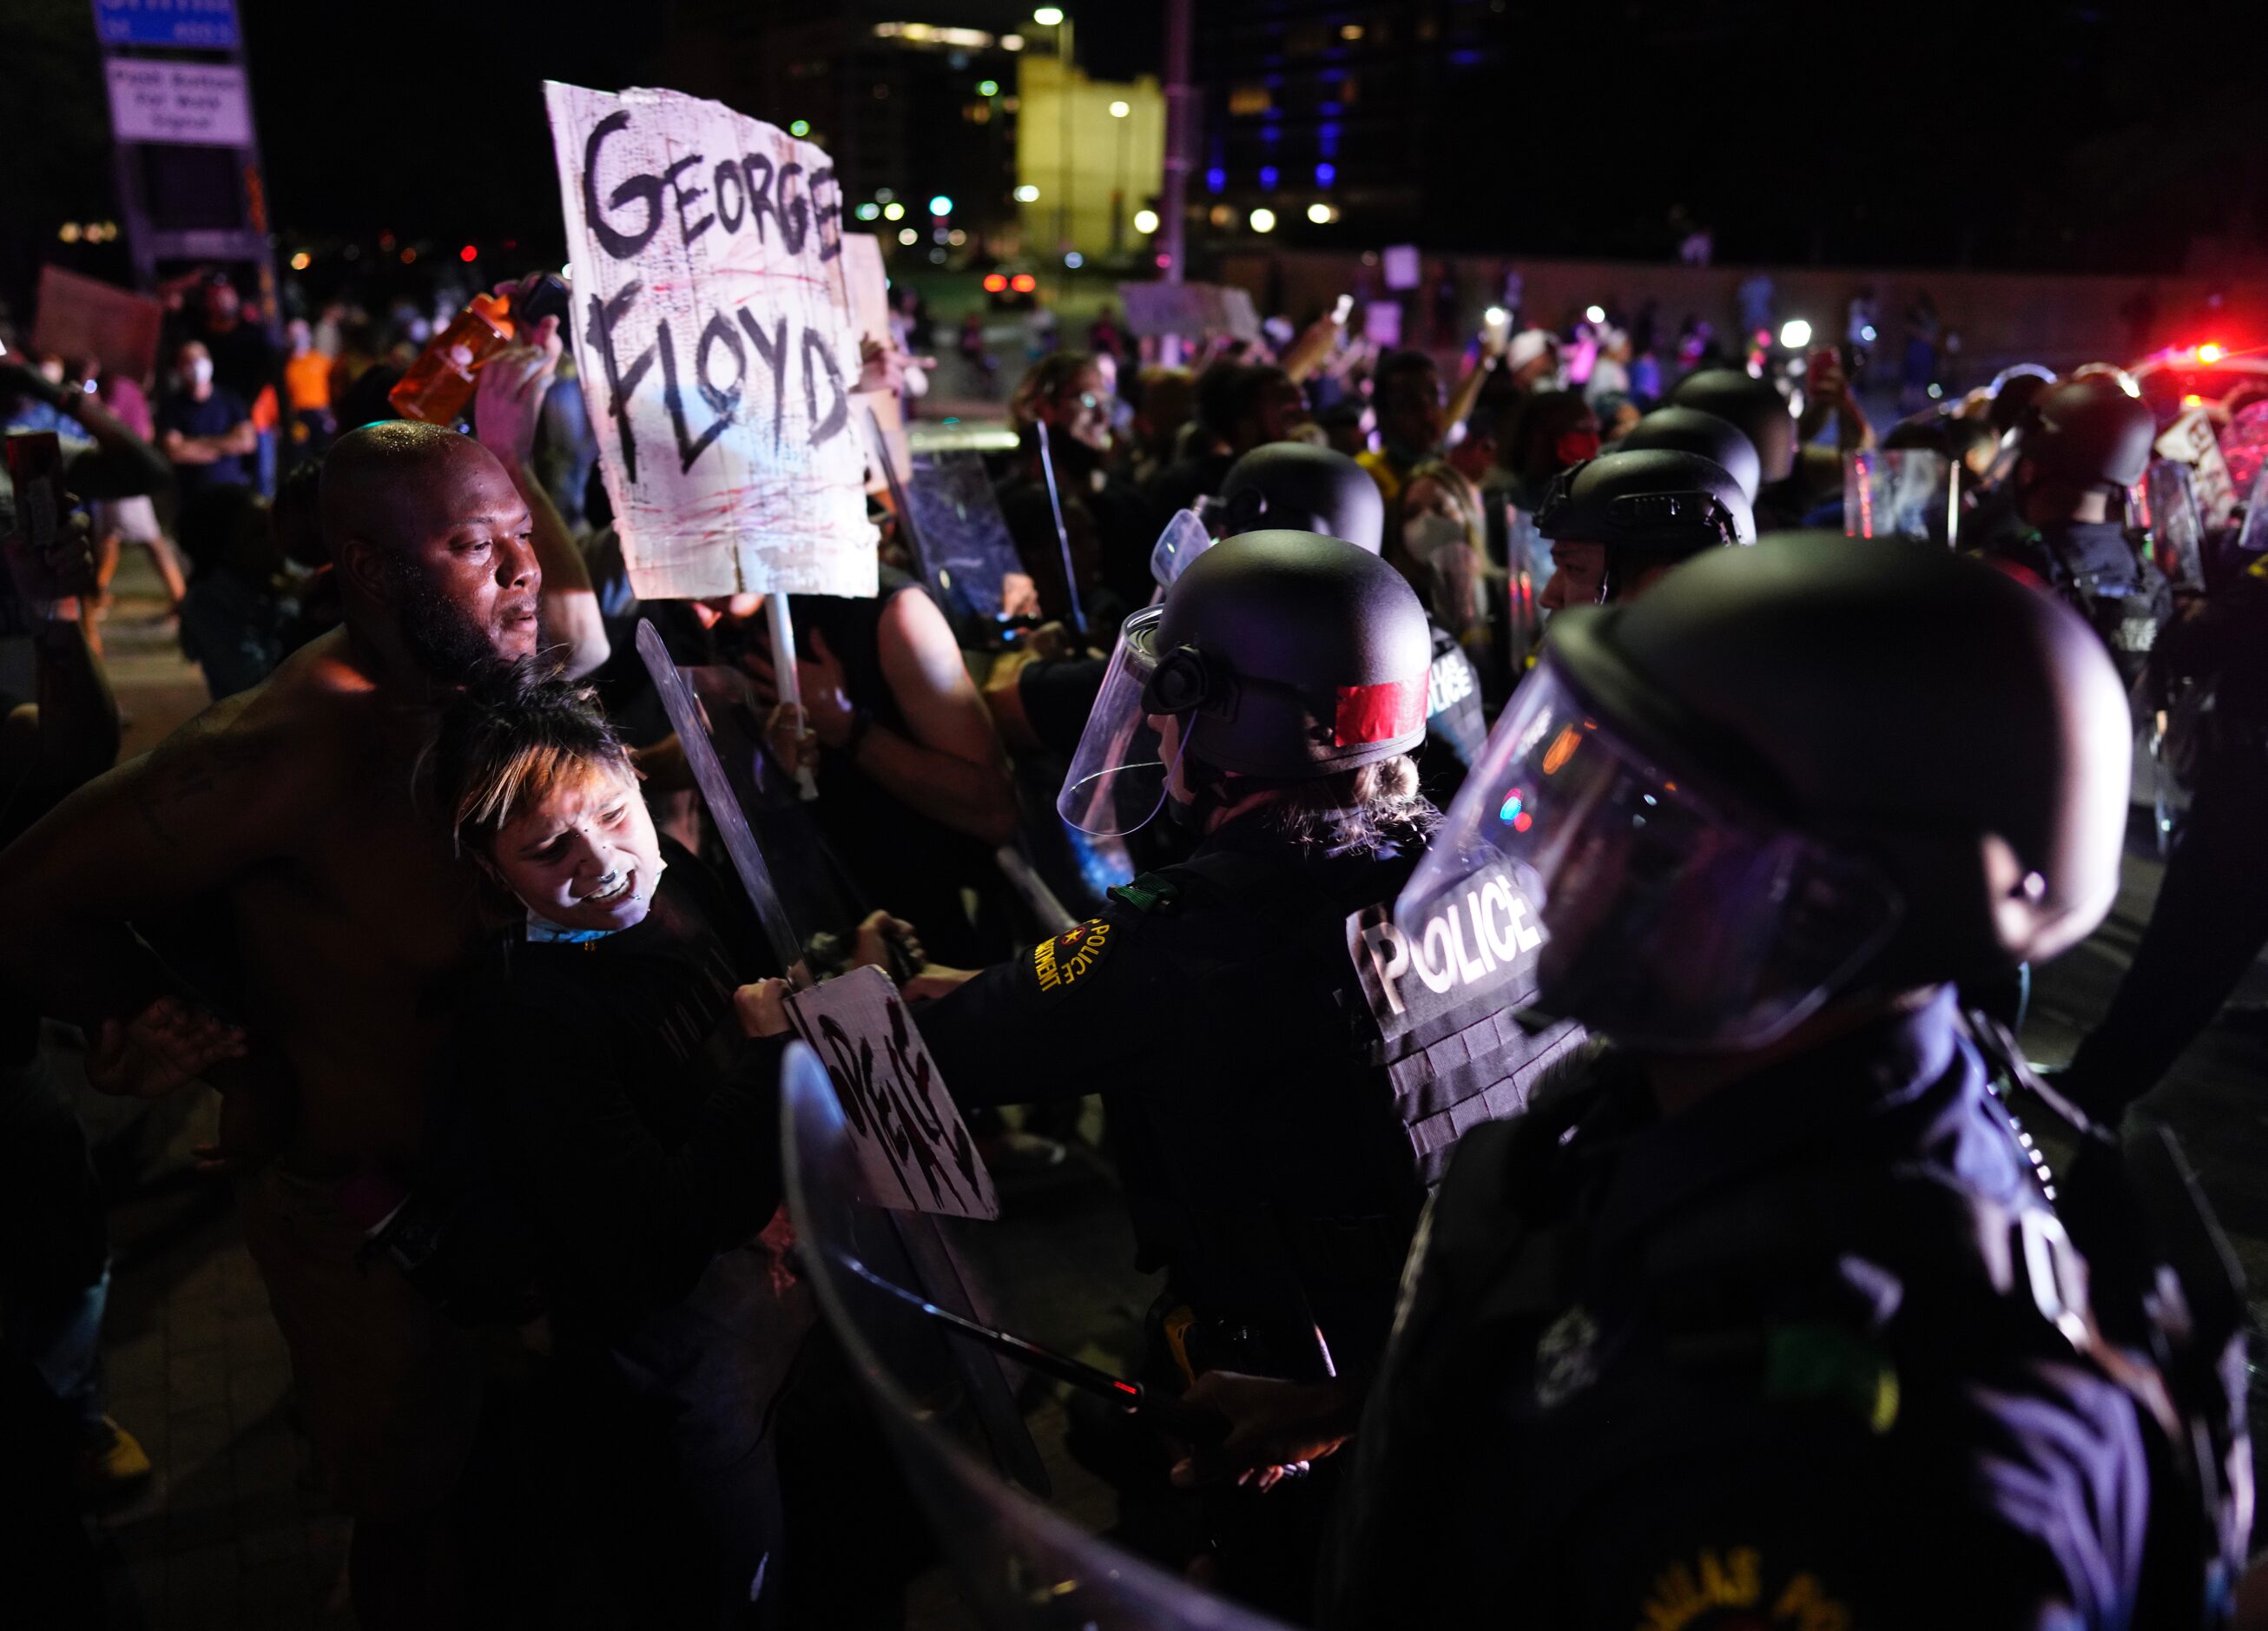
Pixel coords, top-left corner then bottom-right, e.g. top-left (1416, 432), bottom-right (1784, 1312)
top-left (285, 350), bottom-right (333, 413)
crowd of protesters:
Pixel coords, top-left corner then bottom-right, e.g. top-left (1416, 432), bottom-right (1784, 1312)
top-left (3, 246), bottom-right (2266, 1631)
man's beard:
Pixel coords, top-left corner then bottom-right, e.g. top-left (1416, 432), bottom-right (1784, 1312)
top-left (379, 553), bottom-right (501, 684)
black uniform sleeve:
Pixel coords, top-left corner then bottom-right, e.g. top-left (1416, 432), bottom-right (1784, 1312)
top-left (912, 898), bottom-right (1178, 1108)
top-left (465, 1002), bottom-right (784, 1323)
top-left (1560, 1356), bottom-right (2149, 1631)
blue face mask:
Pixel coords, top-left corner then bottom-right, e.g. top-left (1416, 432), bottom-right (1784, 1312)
top-left (524, 908), bottom-right (622, 946)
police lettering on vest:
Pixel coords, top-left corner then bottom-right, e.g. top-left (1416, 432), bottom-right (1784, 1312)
top-left (1344, 864), bottom-right (1581, 1185)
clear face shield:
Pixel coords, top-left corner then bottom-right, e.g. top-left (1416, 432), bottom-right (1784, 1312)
top-left (1148, 507), bottom-right (1213, 591)
top-left (1056, 606), bottom-right (1190, 836)
top-left (1396, 656), bottom-right (1903, 1052)
top-left (1844, 448), bottom-right (1957, 547)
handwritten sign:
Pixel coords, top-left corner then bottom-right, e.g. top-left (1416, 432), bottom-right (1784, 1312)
top-left (1115, 281), bottom-right (1261, 344)
top-left (31, 266), bottom-right (165, 385)
top-left (544, 82), bottom-right (877, 601)
top-left (2155, 406), bottom-right (2238, 529)
top-left (785, 967), bottom-right (999, 1220)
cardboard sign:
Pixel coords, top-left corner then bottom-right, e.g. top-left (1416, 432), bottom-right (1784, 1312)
top-left (105, 60), bottom-right (252, 147)
top-left (2155, 408), bottom-right (2238, 529)
top-left (840, 232), bottom-right (910, 492)
top-left (1381, 245), bottom-right (1422, 292)
top-left (544, 82), bottom-right (877, 601)
top-left (1115, 281), bottom-right (1260, 343)
top-left (30, 266), bottom-right (165, 385)
top-left (786, 967), bottom-right (999, 1220)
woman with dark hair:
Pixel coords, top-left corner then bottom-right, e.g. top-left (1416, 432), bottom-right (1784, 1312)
top-left (414, 662), bottom-right (814, 1629)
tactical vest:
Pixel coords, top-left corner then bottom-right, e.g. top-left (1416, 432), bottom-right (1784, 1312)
top-left (1115, 844), bottom-right (1585, 1380)
top-left (1342, 1023), bottom-right (2248, 1628)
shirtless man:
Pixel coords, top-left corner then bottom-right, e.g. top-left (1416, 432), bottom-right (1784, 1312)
top-left (0, 320), bottom-right (603, 1629)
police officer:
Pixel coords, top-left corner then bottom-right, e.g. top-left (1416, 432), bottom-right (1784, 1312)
top-left (2059, 548), bottom-right (2268, 1119)
top-left (1277, 536), bottom-right (2237, 1628)
top-left (1616, 405), bottom-right (1764, 501)
top-left (1220, 441), bottom-right (1489, 802)
top-left (1977, 378), bottom-right (2166, 684)
top-left (744, 531), bottom-right (1582, 1610)
top-left (1534, 446), bottom-right (1755, 609)
top-left (1668, 368), bottom-right (1797, 485)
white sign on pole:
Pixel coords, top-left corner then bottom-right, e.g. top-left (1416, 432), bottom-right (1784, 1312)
top-left (544, 82), bottom-right (878, 601)
top-left (105, 60), bottom-right (253, 147)
top-left (784, 967), bottom-right (999, 1220)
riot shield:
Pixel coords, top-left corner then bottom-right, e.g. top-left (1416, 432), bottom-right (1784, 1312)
top-left (1843, 448), bottom-right (1956, 545)
top-left (782, 1045), bottom-right (1294, 1631)
top-left (901, 449), bottom-right (1035, 644)
top-left (2142, 459), bottom-right (2207, 589)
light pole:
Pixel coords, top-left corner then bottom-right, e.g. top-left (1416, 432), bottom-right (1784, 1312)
top-left (1032, 7), bottom-right (1072, 256)
top-left (1108, 99), bottom-right (1130, 255)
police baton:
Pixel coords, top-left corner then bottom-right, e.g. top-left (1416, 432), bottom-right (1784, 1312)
top-left (831, 1247), bottom-right (1226, 1447)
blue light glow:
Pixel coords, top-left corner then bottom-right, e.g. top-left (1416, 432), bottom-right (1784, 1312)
top-left (1259, 165), bottom-right (1278, 189)
top-left (1315, 162), bottom-right (1335, 185)
top-left (1206, 167), bottom-right (1226, 194)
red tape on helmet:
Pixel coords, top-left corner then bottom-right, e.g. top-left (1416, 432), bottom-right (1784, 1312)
top-left (1334, 677), bottom-right (1426, 748)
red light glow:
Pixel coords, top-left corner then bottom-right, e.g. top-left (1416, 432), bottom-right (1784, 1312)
top-left (982, 274), bottom-right (1007, 293)
top-left (458, 244), bottom-right (478, 263)
top-left (1010, 273), bottom-right (1038, 294)
top-left (2198, 342), bottom-right (2226, 365)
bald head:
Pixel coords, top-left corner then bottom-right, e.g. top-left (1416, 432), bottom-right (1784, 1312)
top-left (321, 421), bottom-right (544, 679)
top-left (320, 420), bottom-right (514, 563)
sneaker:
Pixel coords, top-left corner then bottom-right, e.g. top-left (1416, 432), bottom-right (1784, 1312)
top-left (79, 1416), bottom-right (153, 1497)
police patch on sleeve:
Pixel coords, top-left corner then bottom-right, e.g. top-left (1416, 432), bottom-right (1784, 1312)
top-left (1030, 918), bottom-right (1112, 998)
top-left (1636, 1548), bottom-right (1849, 1631)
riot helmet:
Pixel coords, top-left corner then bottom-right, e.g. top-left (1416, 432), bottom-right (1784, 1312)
top-left (1535, 449), bottom-right (1754, 605)
top-left (1400, 533), bottom-right (2130, 1050)
top-left (2017, 380), bottom-right (2158, 495)
top-left (1060, 531), bottom-right (1432, 835)
top-left (1617, 406), bottom-right (1763, 500)
top-left (1667, 368), bottom-right (1797, 484)
top-left (1217, 442), bottom-right (1387, 553)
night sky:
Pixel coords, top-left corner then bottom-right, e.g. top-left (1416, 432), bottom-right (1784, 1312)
top-left (3, 0), bottom-right (2265, 305)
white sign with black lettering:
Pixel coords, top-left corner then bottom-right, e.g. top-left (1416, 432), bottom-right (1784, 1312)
top-left (105, 61), bottom-right (252, 147)
top-left (1349, 866), bottom-right (1546, 1045)
top-left (784, 967), bottom-right (999, 1220)
top-left (544, 82), bottom-right (877, 601)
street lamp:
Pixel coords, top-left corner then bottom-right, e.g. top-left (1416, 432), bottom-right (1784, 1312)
top-left (1033, 4), bottom-right (1064, 22)
top-left (1109, 100), bottom-right (1131, 254)
top-left (1133, 208), bottom-right (1159, 234)
top-left (1249, 207), bottom-right (1277, 233)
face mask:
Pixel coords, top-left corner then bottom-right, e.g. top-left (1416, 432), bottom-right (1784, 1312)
top-left (188, 358), bottom-right (214, 388)
top-left (1403, 512), bottom-right (1469, 563)
top-left (1554, 430), bottom-right (1601, 466)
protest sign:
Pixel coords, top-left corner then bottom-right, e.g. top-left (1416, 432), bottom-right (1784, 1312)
top-left (2155, 406), bottom-right (2238, 528)
top-left (839, 232), bottom-right (911, 492)
top-left (1116, 281), bottom-right (1261, 344)
top-left (30, 266), bottom-right (165, 385)
top-left (545, 82), bottom-right (876, 600)
top-left (786, 967), bottom-right (999, 1220)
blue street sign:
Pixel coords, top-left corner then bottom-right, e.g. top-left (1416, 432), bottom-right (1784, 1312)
top-left (92, 0), bottom-right (241, 50)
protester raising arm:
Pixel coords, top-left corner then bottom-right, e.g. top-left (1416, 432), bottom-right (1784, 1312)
top-left (751, 588), bottom-right (1019, 847)
top-left (471, 313), bottom-right (610, 679)
top-left (1, 364), bottom-right (171, 502)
